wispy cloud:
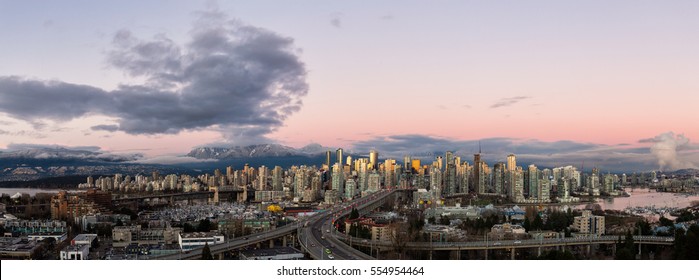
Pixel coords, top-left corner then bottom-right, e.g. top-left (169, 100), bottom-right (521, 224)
top-left (490, 96), bottom-right (531, 109)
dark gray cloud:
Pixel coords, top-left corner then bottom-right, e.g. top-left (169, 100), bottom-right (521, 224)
top-left (0, 143), bottom-right (141, 162)
top-left (350, 134), bottom-right (698, 172)
top-left (490, 96), bottom-right (531, 108)
top-left (0, 10), bottom-right (308, 145)
top-left (91, 125), bottom-right (119, 132)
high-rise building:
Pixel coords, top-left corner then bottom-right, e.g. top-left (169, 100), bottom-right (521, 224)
top-left (345, 178), bottom-right (357, 199)
top-left (325, 151), bottom-right (332, 169)
top-left (336, 148), bottom-right (344, 166)
top-left (404, 155), bottom-right (412, 171)
top-left (430, 167), bottom-right (442, 193)
top-left (369, 150), bottom-right (379, 170)
top-left (474, 153), bottom-right (485, 194)
top-left (508, 167), bottom-right (525, 202)
top-left (331, 164), bottom-right (344, 199)
top-left (411, 159), bottom-right (421, 174)
top-left (493, 162), bottom-right (505, 195)
top-left (368, 171), bottom-right (381, 192)
top-left (384, 159), bottom-right (396, 187)
top-left (272, 166), bottom-right (283, 191)
top-left (507, 154), bottom-right (516, 172)
top-left (528, 164), bottom-right (539, 199)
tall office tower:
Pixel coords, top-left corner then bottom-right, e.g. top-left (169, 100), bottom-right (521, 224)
top-left (346, 155), bottom-right (353, 168)
top-left (369, 150), bottom-right (379, 170)
top-left (368, 171), bottom-right (381, 192)
top-left (477, 161), bottom-right (488, 194)
top-left (621, 174), bottom-right (627, 186)
top-left (404, 155), bottom-right (412, 171)
top-left (214, 169), bottom-right (222, 180)
top-left (542, 169), bottom-right (552, 180)
top-left (152, 171), bottom-right (159, 182)
top-left (435, 156), bottom-right (443, 170)
top-left (325, 150), bottom-right (332, 169)
top-left (345, 178), bottom-right (357, 199)
top-left (257, 166), bottom-right (268, 191)
top-left (358, 161), bottom-right (368, 192)
top-left (226, 166), bottom-right (233, 180)
top-left (336, 148), bottom-right (344, 166)
top-left (445, 151), bottom-right (454, 167)
top-left (459, 162), bottom-right (471, 192)
top-left (331, 164), bottom-right (344, 199)
top-left (539, 179), bottom-right (551, 202)
top-left (384, 159), bottom-right (396, 187)
top-left (454, 156), bottom-right (461, 167)
top-left (507, 154), bottom-right (517, 172)
top-left (509, 167), bottom-right (525, 202)
top-left (430, 167), bottom-right (442, 192)
top-left (493, 162), bottom-right (505, 195)
top-left (294, 168), bottom-right (307, 198)
top-left (528, 164), bottom-right (539, 199)
top-left (272, 166), bottom-right (283, 191)
top-left (603, 174), bottom-right (614, 194)
top-left (311, 175), bottom-right (321, 198)
top-left (411, 159), bottom-right (421, 174)
top-left (445, 163), bottom-right (457, 195)
top-left (473, 153), bottom-right (482, 193)
top-left (114, 173), bottom-right (123, 188)
top-left (558, 178), bottom-right (571, 199)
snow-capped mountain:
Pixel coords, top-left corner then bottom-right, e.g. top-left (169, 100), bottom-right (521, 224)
top-left (186, 143), bottom-right (332, 159)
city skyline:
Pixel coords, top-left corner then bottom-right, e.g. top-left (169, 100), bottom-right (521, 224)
top-left (1, 1), bottom-right (698, 172)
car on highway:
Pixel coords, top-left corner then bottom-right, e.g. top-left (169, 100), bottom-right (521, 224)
top-left (327, 255), bottom-right (335, 259)
top-left (326, 229), bottom-right (330, 233)
top-left (514, 240), bottom-right (522, 244)
top-left (311, 242), bottom-right (315, 247)
top-left (325, 248), bottom-right (332, 254)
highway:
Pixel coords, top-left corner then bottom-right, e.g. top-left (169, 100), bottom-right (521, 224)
top-left (299, 190), bottom-right (394, 260)
top-left (334, 233), bottom-right (674, 251)
top-left (151, 189), bottom-right (394, 260)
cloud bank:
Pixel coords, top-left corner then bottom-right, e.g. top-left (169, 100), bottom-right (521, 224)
top-left (351, 133), bottom-right (699, 172)
top-left (0, 10), bottom-right (308, 145)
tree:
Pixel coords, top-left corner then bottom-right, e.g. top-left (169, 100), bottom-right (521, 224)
top-left (197, 219), bottom-right (217, 232)
top-left (615, 234), bottom-right (635, 260)
top-left (427, 216), bottom-right (436, 225)
top-left (201, 243), bottom-right (214, 260)
top-left (634, 220), bottom-right (652, 235)
top-left (523, 218), bottom-right (531, 232)
top-left (538, 250), bottom-right (575, 260)
top-left (532, 214), bottom-right (543, 231)
top-left (659, 217), bottom-right (674, 228)
top-left (439, 215), bottom-right (451, 226)
top-left (349, 208), bottom-right (360, 219)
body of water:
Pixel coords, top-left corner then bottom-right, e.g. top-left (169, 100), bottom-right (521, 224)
top-left (577, 187), bottom-right (699, 211)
